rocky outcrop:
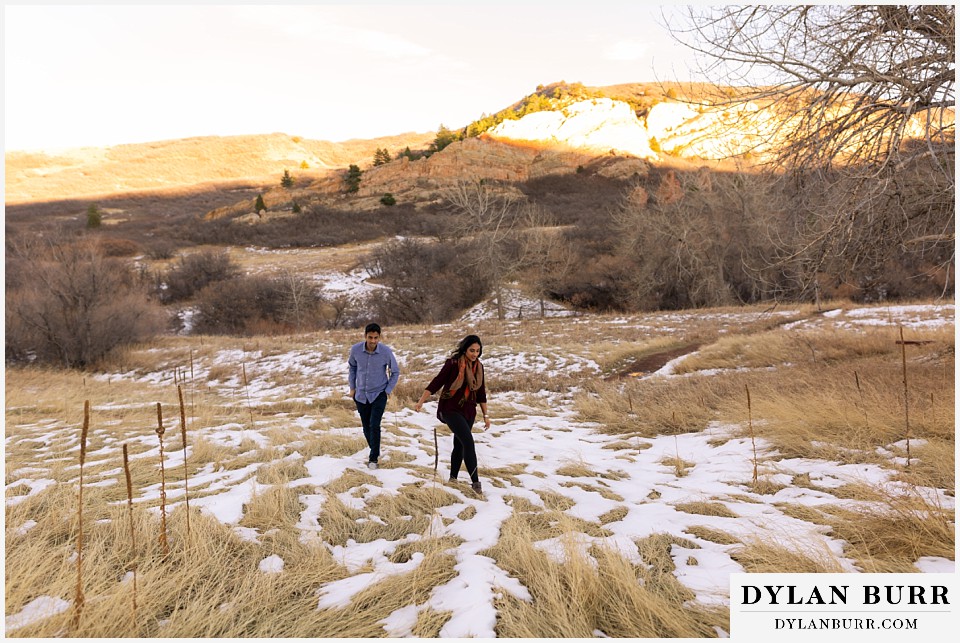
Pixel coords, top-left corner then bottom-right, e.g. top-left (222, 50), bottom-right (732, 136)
top-left (490, 98), bottom-right (658, 160)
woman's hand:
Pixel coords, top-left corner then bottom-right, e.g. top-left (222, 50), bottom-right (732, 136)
top-left (414, 402), bottom-right (423, 412)
top-left (483, 415), bottom-right (491, 430)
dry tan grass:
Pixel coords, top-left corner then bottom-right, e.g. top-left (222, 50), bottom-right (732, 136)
top-left (685, 525), bottom-right (741, 546)
top-left (674, 501), bottom-right (739, 518)
top-left (821, 493), bottom-right (955, 572)
top-left (5, 302), bottom-right (954, 636)
top-left (484, 522), bottom-right (727, 637)
top-left (732, 538), bottom-right (847, 573)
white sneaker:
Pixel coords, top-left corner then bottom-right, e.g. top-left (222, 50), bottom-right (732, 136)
top-left (368, 461), bottom-right (379, 470)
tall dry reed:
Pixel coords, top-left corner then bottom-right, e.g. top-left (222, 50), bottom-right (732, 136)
top-left (899, 326), bottom-right (911, 467)
top-left (122, 443), bottom-right (139, 629)
top-left (72, 400), bottom-right (90, 631)
top-left (155, 402), bottom-right (170, 556)
top-left (177, 384), bottom-right (191, 535)
top-left (745, 384), bottom-right (758, 484)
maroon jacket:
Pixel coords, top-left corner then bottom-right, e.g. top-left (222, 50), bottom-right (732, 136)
top-left (426, 357), bottom-right (487, 424)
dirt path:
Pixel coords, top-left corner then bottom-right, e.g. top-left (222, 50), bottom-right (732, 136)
top-left (611, 342), bottom-right (702, 379)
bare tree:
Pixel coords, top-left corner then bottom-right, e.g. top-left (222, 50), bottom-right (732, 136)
top-left (669, 5), bottom-right (954, 174)
top-left (614, 172), bottom-right (787, 310)
top-left (515, 203), bottom-right (575, 317)
top-left (6, 236), bottom-right (164, 367)
top-left (442, 179), bottom-right (525, 320)
top-left (667, 5), bottom-right (955, 297)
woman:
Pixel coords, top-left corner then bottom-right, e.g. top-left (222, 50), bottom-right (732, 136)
top-left (415, 335), bottom-right (490, 494)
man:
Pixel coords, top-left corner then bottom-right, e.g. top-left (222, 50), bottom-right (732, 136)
top-left (347, 323), bottom-right (400, 469)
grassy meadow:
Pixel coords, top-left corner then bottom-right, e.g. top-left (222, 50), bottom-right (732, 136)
top-left (4, 301), bottom-right (954, 637)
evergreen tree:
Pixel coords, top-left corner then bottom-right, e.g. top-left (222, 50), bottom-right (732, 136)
top-left (380, 193), bottom-right (396, 206)
top-left (255, 194), bottom-right (266, 213)
top-left (281, 169), bottom-right (295, 188)
top-left (292, 201), bottom-right (302, 214)
top-left (373, 148), bottom-right (391, 166)
top-left (344, 164), bottom-right (362, 193)
top-left (429, 124), bottom-right (461, 154)
top-left (300, 160), bottom-right (310, 169)
top-left (85, 204), bottom-right (101, 229)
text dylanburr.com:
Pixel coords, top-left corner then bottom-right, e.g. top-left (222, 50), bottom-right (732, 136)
top-left (730, 573), bottom-right (955, 640)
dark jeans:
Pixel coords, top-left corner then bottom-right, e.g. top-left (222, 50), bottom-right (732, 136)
top-left (444, 411), bottom-right (479, 483)
top-left (355, 391), bottom-right (387, 462)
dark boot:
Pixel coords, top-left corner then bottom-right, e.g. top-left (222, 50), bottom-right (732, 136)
top-left (471, 480), bottom-right (482, 495)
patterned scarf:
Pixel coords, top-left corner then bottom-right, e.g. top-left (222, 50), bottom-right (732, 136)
top-left (442, 356), bottom-right (483, 404)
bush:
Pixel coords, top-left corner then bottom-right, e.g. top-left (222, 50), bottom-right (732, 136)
top-left (97, 237), bottom-right (142, 257)
top-left (160, 249), bottom-right (239, 303)
top-left (363, 238), bottom-right (489, 324)
top-left (5, 238), bottom-right (163, 367)
top-left (380, 193), bottom-right (396, 206)
top-left (191, 273), bottom-right (326, 335)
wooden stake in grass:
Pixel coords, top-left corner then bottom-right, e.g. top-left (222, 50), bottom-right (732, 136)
top-left (73, 400), bottom-right (90, 631)
top-left (745, 384), bottom-right (758, 484)
top-left (177, 385), bottom-right (191, 536)
top-left (433, 425), bottom-right (439, 473)
top-left (155, 402), bottom-right (170, 557)
top-left (122, 444), bottom-right (138, 630)
top-left (898, 326), bottom-right (911, 468)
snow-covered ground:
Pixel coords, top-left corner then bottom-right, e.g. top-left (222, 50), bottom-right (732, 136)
top-left (5, 303), bottom-right (955, 635)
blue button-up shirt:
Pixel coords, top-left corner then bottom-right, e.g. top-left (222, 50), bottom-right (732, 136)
top-left (348, 341), bottom-right (400, 403)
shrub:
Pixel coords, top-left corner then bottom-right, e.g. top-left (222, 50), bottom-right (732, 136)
top-left (160, 249), bottom-right (239, 303)
top-left (97, 237), bottom-right (142, 257)
top-left (145, 239), bottom-right (178, 260)
top-left (191, 274), bottom-right (325, 335)
top-left (380, 193), bottom-right (397, 206)
top-left (363, 238), bottom-right (490, 324)
top-left (5, 238), bottom-right (163, 367)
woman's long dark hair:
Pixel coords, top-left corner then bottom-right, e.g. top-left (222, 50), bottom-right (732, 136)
top-left (452, 334), bottom-right (483, 359)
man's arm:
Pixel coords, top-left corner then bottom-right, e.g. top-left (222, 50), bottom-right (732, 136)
top-left (385, 348), bottom-right (400, 395)
top-left (347, 345), bottom-right (358, 391)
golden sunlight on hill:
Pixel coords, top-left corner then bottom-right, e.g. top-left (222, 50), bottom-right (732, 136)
top-left (4, 131), bottom-right (434, 204)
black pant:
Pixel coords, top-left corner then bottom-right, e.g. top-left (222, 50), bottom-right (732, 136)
top-left (355, 391), bottom-right (387, 462)
top-left (444, 411), bottom-right (479, 483)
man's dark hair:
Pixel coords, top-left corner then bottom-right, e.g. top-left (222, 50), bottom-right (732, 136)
top-left (364, 323), bottom-right (382, 335)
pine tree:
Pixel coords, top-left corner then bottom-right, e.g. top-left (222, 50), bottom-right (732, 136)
top-left (85, 204), bottom-right (101, 229)
top-left (372, 148), bottom-right (391, 166)
top-left (344, 165), bottom-right (362, 193)
top-left (281, 169), bottom-right (295, 188)
top-left (255, 194), bottom-right (266, 213)
top-left (292, 201), bottom-right (302, 214)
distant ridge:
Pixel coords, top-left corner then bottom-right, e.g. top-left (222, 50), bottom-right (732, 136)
top-left (4, 131), bottom-right (435, 204)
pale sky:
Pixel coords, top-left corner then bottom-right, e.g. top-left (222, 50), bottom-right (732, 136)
top-left (3, 3), bottom-right (700, 152)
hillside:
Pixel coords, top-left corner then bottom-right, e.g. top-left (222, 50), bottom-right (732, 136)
top-left (4, 131), bottom-right (435, 204)
top-left (3, 82), bottom-right (770, 209)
